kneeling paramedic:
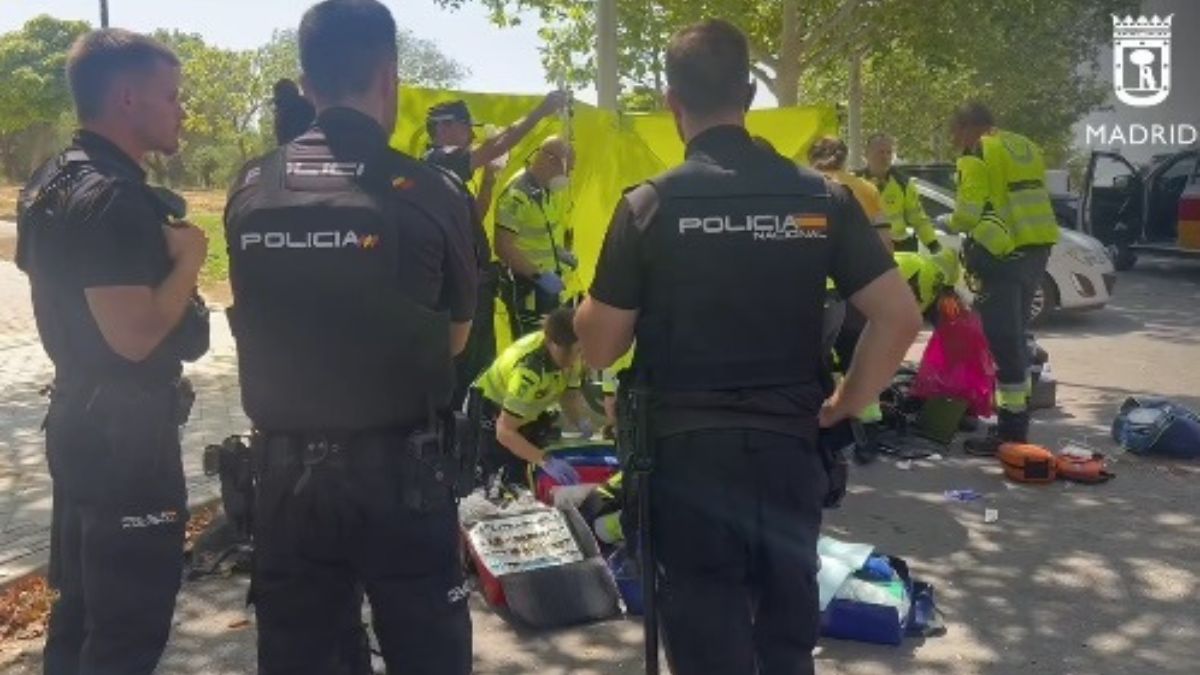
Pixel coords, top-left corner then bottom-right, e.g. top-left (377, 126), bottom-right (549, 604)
top-left (473, 306), bottom-right (590, 488)
top-left (896, 248), bottom-right (962, 320)
top-left (19, 29), bottom-right (210, 675)
top-left (224, 2), bottom-right (478, 672)
top-left (946, 102), bottom-right (1059, 454)
top-left (574, 19), bottom-right (922, 675)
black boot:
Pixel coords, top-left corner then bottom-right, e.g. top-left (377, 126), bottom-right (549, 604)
top-left (964, 410), bottom-right (1029, 456)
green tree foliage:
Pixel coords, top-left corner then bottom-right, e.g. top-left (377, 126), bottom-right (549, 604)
top-left (438, 0), bottom-right (1137, 163)
top-left (0, 15), bottom-right (89, 180)
top-left (0, 19), bottom-right (468, 187)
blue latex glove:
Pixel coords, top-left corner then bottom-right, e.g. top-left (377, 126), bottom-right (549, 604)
top-left (533, 272), bottom-right (565, 295)
top-left (542, 457), bottom-right (580, 485)
top-left (557, 249), bottom-right (579, 270)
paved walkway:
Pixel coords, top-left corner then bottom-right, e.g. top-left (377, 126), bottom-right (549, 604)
top-left (0, 259), bottom-right (247, 584)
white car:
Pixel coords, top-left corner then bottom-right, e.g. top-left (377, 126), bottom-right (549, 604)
top-left (911, 178), bottom-right (1115, 324)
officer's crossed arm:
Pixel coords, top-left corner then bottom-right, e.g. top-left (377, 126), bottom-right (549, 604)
top-left (575, 188), bottom-right (649, 369)
top-left (823, 184), bottom-right (923, 427)
top-left (84, 187), bottom-right (208, 362)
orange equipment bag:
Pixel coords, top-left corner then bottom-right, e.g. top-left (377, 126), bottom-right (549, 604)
top-left (1055, 451), bottom-right (1115, 484)
top-left (997, 443), bottom-right (1057, 484)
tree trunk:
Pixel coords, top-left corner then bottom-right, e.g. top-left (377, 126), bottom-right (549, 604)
top-left (775, 0), bottom-right (802, 106)
top-left (847, 50), bottom-right (863, 168)
top-left (774, 69), bottom-right (800, 107)
top-left (0, 135), bottom-right (20, 183)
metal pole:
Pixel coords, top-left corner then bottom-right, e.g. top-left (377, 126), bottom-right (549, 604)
top-left (848, 49), bottom-right (863, 170)
top-left (100, 0), bottom-right (109, 27)
top-left (596, 0), bottom-right (619, 111)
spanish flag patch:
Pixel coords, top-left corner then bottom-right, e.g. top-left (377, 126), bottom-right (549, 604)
top-left (794, 214), bottom-right (828, 230)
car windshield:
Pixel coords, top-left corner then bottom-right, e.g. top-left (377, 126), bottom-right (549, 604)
top-left (898, 165), bottom-right (957, 192)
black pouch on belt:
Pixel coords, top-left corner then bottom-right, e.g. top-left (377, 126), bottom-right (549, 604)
top-left (817, 422), bottom-right (851, 509)
top-left (455, 390), bottom-right (484, 497)
top-left (400, 425), bottom-right (455, 513)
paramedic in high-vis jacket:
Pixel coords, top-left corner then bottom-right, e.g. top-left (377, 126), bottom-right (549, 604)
top-left (495, 136), bottom-right (577, 337)
top-left (947, 102), bottom-right (1059, 455)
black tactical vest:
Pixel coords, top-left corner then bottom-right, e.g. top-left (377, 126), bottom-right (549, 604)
top-left (225, 131), bottom-right (453, 432)
top-left (630, 149), bottom-right (836, 394)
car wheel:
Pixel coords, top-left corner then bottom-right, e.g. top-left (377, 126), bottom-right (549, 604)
top-left (1028, 275), bottom-right (1056, 325)
top-left (1110, 245), bottom-right (1137, 272)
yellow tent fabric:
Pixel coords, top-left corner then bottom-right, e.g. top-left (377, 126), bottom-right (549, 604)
top-left (391, 86), bottom-right (838, 346)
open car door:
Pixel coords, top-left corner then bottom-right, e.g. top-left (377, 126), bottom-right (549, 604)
top-left (1081, 151), bottom-right (1142, 267)
top-left (1144, 150), bottom-right (1199, 243)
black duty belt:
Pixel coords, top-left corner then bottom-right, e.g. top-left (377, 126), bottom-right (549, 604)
top-left (256, 428), bottom-right (411, 463)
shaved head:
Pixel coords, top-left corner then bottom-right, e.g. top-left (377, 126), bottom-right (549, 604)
top-left (529, 135), bottom-right (574, 188)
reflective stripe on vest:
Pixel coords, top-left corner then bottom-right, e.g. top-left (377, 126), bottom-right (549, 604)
top-left (996, 383), bottom-right (1029, 413)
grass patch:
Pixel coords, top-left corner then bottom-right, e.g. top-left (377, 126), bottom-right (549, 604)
top-left (193, 212), bottom-right (227, 285)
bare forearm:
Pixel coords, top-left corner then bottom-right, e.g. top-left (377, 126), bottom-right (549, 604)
top-left (450, 321), bottom-right (472, 356)
top-left (574, 298), bottom-right (635, 369)
top-left (472, 115), bottom-right (543, 170)
top-left (475, 177), bottom-right (496, 220)
top-left (561, 390), bottom-right (586, 427)
top-left (840, 317), bottom-right (920, 413)
top-left (603, 396), bottom-right (617, 428)
top-left (497, 426), bottom-right (545, 465)
top-left (152, 262), bottom-right (200, 333)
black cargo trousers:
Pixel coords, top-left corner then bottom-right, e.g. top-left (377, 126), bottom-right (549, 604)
top-left (968, 244), bottom-right (1053, 439)
top-left (42, 380), bottom-right (189, 675)
top-left (251, 431), bottom-right (471, 675)
top-left (650, 428), bottom-right (828, 675)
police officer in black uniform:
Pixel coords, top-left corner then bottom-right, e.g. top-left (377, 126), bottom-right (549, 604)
top-left (575, 20), bottom-right (922, 675)
top-left (224, 2), bottom-right (477, 673)
top-left (17, 30), bottom-right (209, 675)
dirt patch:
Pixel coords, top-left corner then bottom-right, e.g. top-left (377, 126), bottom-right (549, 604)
top-left (180, 190), bottom-right (226, 216)
top-left (0, 185), bottom-right (18, 222)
